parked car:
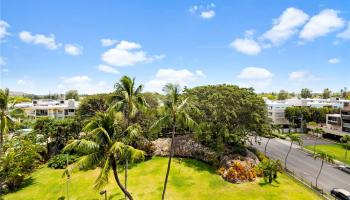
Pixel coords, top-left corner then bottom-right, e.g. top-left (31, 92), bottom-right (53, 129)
top-left (331, 188), bottom-right (350, 200)
top-left (338, 165), bottom-right (350, 174)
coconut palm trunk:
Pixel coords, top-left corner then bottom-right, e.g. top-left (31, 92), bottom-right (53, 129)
top-left (285, 141), bottom-right (293, 169)
top-left (313, 135), bottom-right (318, 156)
top-left (125, 159), bottom-right (128, 199)
top-left (315, 159), bottom-right (324, 188)
top-left (162, 121), bottom-right (176, 200)
top-left (111, 156), bottom-right (133, 200)
top-left (264, 137), bottom-right (271, 155)
top-left (345, 142), bottom-right (348, 161)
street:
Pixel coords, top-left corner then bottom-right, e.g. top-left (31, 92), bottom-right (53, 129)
top-left (252, 138), bottom-right (350, 193)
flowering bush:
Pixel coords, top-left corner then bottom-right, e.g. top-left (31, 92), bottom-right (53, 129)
top-left (218, 160), bottom-right (258, 183)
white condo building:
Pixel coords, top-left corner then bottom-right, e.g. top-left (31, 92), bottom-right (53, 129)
top-left (14, 99), bottom-right (80, 119)
top-left (265, 97), bottom-right (350, 126)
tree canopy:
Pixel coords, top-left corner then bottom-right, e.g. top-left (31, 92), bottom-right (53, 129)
top-left (184, 84), bottom-right (270, 151)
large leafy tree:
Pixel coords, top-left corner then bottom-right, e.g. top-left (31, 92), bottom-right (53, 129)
top-left (33, 117), bottom-right (82, 158)
top-left (0, 88), bottom-right (26, 155)
top-left (0, 135), bottom-right (44, 192)
top-left (64, 109), bottom-right (144, 200)
top-left (277, 90), bottom-right (289, 100)
top-left (322, 88), bottom-right (332, 99)
top-left (112, 75), bottom-right (147, 196)
top-left (301, 88), bottom-right (312, 98)
top-left (65, 90), bottom-right (79, 100)
top-left (76, 94), bottom-right (109, 120)
top-left (341, 135), bottom-right (350, 161)
top-left (314, 152), bottom-right (334, 188)
top-left (151, 84), bottom-right (198, 200)
top-left (184, 85), bottom-right (269, 152)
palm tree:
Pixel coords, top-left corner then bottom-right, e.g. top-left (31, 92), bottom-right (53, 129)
top-left (341, 135), bottom-right (350, 161)
top-left (63, 109), bottom-right (145, 200)
top-left (265, 124), bottom-right (281, 154)
top-left (284, 133), bottom-right (302, 169)
top-left (0, 88), bottom-right (26, 155)
top-left (151, 84), bottom-right (198, 200)
top-left (314, 152), bottom-right (334, 188)
top-left (112, 75), bottom-right (147, 198)
top-left (312, 128), bottom-right (325, 156)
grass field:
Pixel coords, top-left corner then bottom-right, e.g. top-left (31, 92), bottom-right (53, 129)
top-left (4, 157), bottom-right (322, 200)
top-left (305, 143), bottom-right (350, 165)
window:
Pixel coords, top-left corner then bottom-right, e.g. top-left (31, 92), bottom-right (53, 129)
top-left (36, 110), bottom-right (48, 116)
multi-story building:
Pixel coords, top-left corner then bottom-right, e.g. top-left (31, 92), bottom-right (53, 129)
top-left (265, 97), bottom-right (350, 126)
top-left (326, 114), bottom-right (342, 132)
top-left (341, 106), bottom-right (350, 134)
top-left (14, 99), bottom-right (80, 119)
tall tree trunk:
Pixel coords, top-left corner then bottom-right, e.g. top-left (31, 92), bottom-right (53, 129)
top-left (285, 141), bottom-right (293, 169)
top-left (345, 143), bottom-right (348, 161)
top-left (0, 128), bottom-right (3, 156)
top-left (125, 159), bottom-right (128, 200)
top-left (264, 138), bottom-right (271, 155)
top-left (316, 160), bottom-right (324, 188)
top-left (313, 135), bottom-right (318, 156)
top-left (111, 156), bottom-right (133, 200)
top-left (162, 122), bottom-right (176, 200)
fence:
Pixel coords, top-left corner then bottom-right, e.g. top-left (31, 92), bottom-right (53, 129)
top-left (284, 168), bottom-right (332, 200)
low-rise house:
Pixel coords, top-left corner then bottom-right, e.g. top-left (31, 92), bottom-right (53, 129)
top-left (14, 99), bottom-right (80, 119)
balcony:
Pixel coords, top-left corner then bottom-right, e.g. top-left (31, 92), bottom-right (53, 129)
top-left (342, 115), bottom-right (350, 120)
top-left (343, 123), bottom-right (350, 128)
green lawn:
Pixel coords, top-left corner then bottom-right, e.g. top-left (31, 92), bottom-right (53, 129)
top-left (4, 157), bottom-right (322, 200)
top-left (305, 143), bottom-right (350, 165)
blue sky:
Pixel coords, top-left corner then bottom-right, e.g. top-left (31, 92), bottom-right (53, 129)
top-left (0, 0), bottom-right (349, 94)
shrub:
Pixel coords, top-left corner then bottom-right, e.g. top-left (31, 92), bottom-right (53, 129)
top-left (47, 154), bottom-right (79, 169)
top-left (218, 161), bottom-right (258, 183)
top-left (0, 137), bottom-right (43, 193)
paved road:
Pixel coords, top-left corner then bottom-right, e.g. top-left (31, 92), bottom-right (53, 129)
top-left (252, 138), bottom-right (350, 193)
top-left (300, 134), bottom-right (335, 146)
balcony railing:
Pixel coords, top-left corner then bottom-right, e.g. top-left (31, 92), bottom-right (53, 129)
top-left (343, 123), bottom-right (350, 128)
top-left (342, 115), bottom-right (350, 120)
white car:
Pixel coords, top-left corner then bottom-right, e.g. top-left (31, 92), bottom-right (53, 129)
top-left (331, 188), bottom-right (350, 200)
top-left (338, 165), bottom-right (350, 174)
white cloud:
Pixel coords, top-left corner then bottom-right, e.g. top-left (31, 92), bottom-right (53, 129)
top-left (101, 38), bottom-right (118, 47)
top-left (0, 20), bottom-right (10, 39)
top-left (237, 67), bottom-right (274, 89)
top-left (328, 58), bottom-right (340, 64)
top-left (58, 76), bottom-right (112, 94)
top-left (337, 21), bottom-right (350, 39)
top-left (299, 9), bottom-right (345, 41)
top-left (61, 75), bottom-right (91, 84)
top-left (261, 7), bottom-right (309, 45)
top-left (189, 3), bottom-right (216, 19)
top-left (200, 10), bottom-right (215, 19)
top-left (101, 40), bottom-right (164, 67)
top-left (97, 64), bottom-right (119, 74)
top-left (230, 38), bottom-right (261, 55)
top-left (238, 67), bottom-right (274, 79)
top-left (145, 68), bottom-right (206, 92)
top-left (64, 44), bottom-right (83, 56)
top-left (289, 71), bottom-right (319, 81)
top-left (19, 31), bottom-right (60, 50)
top-left (17, 79), bottom-right (34, 86)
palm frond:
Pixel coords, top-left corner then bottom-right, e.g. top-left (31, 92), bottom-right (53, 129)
top-left (63, 139), bottom-right (99, 154)
top-left (93, 156), bottom-right (111, 189)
